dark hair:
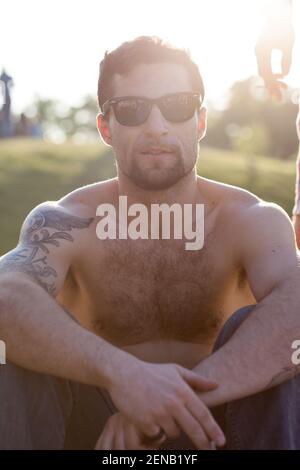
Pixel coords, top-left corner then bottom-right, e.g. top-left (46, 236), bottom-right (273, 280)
top-left (97, 36), bottom-right (205, 111)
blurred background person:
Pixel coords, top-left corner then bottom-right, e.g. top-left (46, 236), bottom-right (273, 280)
top-left (255, 0), bottom-right (300, 248)
top-left (0, 69), bottom-right (13, 138)
top-left (15, 113), bottom-right (32, 137)
top-left (255, 0), bottom-right (294, 101)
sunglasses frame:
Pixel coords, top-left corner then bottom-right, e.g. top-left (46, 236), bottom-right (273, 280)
top-left (100, 92), bottom-right (203, 125)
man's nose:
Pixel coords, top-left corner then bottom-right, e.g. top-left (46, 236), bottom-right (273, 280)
top-left (144, 104), bottom-right (168, 137)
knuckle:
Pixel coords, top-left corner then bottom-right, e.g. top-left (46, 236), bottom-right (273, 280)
top-left (191, 430), bottom-right (208, 448)
top-left (210, 423), bottom-right (221, 436)
top-left (168, 427), bottom-right (181, 440)
top-left (140, 417), bottom-right (154, 431)
top-left (166, 397), bottom-right (180, 412)
top-left (175, 385), bottom-right (189, 401)
top-left (173, 382), bottom-right (183, 394)
top-left (190, 424), bottom-right (201, 437)
top-left (152, 406), bottom-right (166, 421)
top-left (198, 407), bottom-right (210, 422)
top-left (140, 423), bottom-right (155, 436)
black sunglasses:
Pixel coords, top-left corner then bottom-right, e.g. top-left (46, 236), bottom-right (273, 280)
top-left (101, 92), bottom-right (202, 127)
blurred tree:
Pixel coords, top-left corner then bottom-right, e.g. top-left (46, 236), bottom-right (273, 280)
top-left (26, 95), bottom-right (100, 143)
top-left (24, 78), bottom-right (298, 157)
top-left (206, 77), bottom-right (298, 159)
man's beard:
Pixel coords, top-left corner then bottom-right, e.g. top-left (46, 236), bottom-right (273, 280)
top-left (119, 152), bottom-right (193, 191)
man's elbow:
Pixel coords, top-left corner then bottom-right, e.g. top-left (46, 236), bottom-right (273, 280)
top-left (0, 272), bottom-right (38, 311)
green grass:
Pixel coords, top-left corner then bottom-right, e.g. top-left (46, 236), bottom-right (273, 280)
top-left (0, 138), bottom-right (297, 255)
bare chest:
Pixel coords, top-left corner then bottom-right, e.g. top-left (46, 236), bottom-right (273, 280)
top-left (73, 231), bottom-right (235, 345)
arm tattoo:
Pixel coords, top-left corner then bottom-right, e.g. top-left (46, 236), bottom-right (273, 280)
top-left (265, 365), bottom-right (300, 389)
top-left (1, 208), bottom-right (94, 295)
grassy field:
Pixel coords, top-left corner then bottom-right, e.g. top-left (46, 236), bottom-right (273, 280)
top-left (0, 138), bottom-right (297, 255)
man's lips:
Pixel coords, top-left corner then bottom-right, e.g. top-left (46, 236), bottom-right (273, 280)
top-left (140, 147), bottom-right (174, 155)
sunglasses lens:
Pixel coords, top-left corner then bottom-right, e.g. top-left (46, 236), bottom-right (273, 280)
top-left (109, 93), bottom-right (200, 126)
top-left (160, 94), bottom-right (198, 122)
top-left (114, 99), bottom-right (150, 126)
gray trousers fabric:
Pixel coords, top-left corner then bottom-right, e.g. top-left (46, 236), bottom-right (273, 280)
top-left (0, 359), bottom-right (195, 450)
top-left (1, 304), bottom-right (299, 449)
top-left (0, 362), bottom-right (114, 449)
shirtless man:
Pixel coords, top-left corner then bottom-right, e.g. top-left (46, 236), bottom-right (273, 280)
top-left (0, 36), bottom-right (300, 450)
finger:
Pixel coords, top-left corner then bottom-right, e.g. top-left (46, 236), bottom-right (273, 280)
top-left (95, 429), bottom-right (106, 450)
top-left (158, 416), bottom-right (181, 441)
top-left (114, 422), bottom-right (126, 450)
top-left (255, 43), bottom-right (273, 81)
top-left (95, 426), bottom-right (114, 450)
top-left (265, 79), bottom-right (286, 101)
top-left (130, 421), bottom-right (166, 450)
top-left (138, 422), bottom-right (163, 439)
top-left (125, 424), bottom-right (147, 450)
top-left (140, 427), bottom-right (167, 448)
top-left (173, 405), bottom-right (212, 450)
top-left (179, 368), bottom-right (218, 391)
top-left (187, 393), bottom-right (226, 448)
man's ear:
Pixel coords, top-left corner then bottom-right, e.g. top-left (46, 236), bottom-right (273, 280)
top-left (197, 107), bottom-right (207, 141)
top-left (97, 113), bottom-right (112, 146)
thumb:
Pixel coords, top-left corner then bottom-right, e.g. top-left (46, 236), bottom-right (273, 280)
top-left (179, 368), bottom-right (218, 391)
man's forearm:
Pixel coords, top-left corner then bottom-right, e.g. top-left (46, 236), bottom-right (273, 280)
top-left (194, 264), bottom-right (300, 408)
top-left (0, 273), bottom-right (134, 389)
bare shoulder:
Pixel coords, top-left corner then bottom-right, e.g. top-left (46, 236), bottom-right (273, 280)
top-left (0, 180), bottom-right (118, 294)
top-left (0, 196), bottom-right (98, 295)
top-left (200, 177), bottom-right (295, 253)
top-left (58, 177), bottom-right (118, 213)
top-left (19, 199), bottom-right (95, 245)
top-left (199, 176), bottom-right (259, 211)
top-left (200, 176), bottom-right (290, 224)
top-left (224, 188), bottom-right (292, 233)
top-left (10, 177), bottom-right (118, 259)
top-left (19, 177), bottom-right (119, 237)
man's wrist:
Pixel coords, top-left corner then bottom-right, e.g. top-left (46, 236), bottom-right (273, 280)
top-left (94, 344), bottom-right (140, 391)
top-left (193, 358), bottom-right (223, 407)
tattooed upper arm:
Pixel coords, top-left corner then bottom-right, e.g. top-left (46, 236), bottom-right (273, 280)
top-left (0, 202), bottom-right (94, 296)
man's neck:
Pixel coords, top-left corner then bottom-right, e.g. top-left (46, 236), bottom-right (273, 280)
top-left (117, 168), bottom-right (202, 208)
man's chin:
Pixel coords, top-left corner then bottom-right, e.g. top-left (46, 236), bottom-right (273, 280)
top-left (129, 172), bottom-right (184, 191)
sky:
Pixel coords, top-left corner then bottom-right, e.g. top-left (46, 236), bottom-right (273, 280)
top-left (1, 0), bottom-right (300, 114)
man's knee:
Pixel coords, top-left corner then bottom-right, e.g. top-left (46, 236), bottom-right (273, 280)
top-left (213, 305), bottom-right (256, 352)
top-left (0, 360), bottom-right (74, 449)
top-left (211, 305), bottom-right (300, 449)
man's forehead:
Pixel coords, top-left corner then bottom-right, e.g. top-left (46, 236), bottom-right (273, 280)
top-left (111, 62), bottom-right (193, 99)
